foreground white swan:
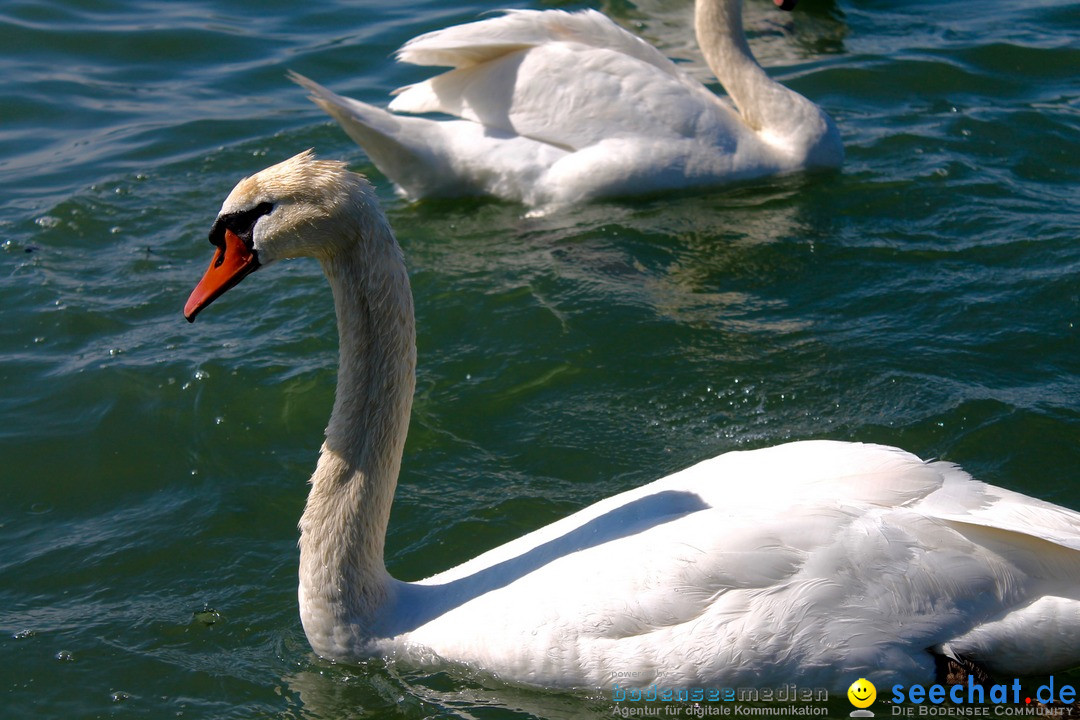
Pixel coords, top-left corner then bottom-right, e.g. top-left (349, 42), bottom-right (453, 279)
top-left (185, 152), bottom-right (1080, 691)
top-left (288, 0), bottom-right (842, 209)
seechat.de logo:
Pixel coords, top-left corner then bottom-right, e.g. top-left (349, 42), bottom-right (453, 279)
top-left (848, 678), bottom-right (877, 717)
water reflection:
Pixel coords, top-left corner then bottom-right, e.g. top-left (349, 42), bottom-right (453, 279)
top-left (282, 659), bottom-right (610, 719)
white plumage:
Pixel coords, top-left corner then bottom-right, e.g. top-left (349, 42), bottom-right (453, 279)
top-left (385, 440), bottom-right (1080, 688)
top-left (185, 152), bottom-right (1080, 692)
top-left (289, 0), bottom-right (843, 209)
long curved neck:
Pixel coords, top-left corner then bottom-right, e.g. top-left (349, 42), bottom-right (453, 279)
top-left (298, 216), bottom-right (416, 656)
top-left (696, 0), bottom-right (783, 132)
top-left (695, 0), bottom-right (841, 164)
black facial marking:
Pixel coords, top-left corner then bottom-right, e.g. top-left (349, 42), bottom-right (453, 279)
top-left (208, 201), bottom-right (274, 261)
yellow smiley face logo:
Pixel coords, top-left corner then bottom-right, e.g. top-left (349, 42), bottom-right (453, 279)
top-left (848, 678), bottom-right (876, 709)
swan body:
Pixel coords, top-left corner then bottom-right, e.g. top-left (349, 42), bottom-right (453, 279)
top-left (185, 152), bottom-right (1080, 691)
top-left (289, 0), bottom-right (842, 209)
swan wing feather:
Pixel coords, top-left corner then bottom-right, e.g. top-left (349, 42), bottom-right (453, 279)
top-left (389, 10), bottom-right (742, 154)
top-left (390, 441), bottom-right (1080, 688)
top-left (290, 71), bottom-right (567, 203)
top-left (395, 9), bottom-right (681, 77)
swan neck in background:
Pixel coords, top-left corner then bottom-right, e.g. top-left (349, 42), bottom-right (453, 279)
top-left (696, 0), bottom-right (770, 129)
top-left (298, 215), bottom-right (417, 655)
top-left (695, 0), bottom-right (841, 166)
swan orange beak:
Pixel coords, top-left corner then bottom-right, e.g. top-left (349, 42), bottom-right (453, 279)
top-left (774, 0), bottom-right (798, 9)
top-left (184, 228), bottom-right (260, 322)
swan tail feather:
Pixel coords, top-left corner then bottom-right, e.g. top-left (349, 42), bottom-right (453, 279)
top-left (289, 72), bottom-right (458, 199)
top-left (946, 595), bottom-right (1080, 676)
top-left (930, 485), bottom-right (1080, 676)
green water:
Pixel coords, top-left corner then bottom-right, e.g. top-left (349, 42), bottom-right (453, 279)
top-left (1, 0), bottom-right (1078, 717)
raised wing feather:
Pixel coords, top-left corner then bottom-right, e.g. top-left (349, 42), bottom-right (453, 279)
top-left (389, 10), bottom-right (739, 153)
top-left (395, 9), bottom-right (681, 76)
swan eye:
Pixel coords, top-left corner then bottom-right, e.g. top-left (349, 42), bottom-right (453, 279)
top-left (208, 202), bottom-right (274, 256)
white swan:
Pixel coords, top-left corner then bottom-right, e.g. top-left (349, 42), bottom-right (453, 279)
top-left (288, 0), bottom-right (842, 209)
top-left (185, 151), bottom-right (1080, 691)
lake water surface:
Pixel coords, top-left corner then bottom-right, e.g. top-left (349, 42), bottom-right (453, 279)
top-left (1, 0), bottom-right (1078, 717)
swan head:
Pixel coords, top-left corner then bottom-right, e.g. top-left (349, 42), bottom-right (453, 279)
top-left (184, 150), bottom-right (382, 321)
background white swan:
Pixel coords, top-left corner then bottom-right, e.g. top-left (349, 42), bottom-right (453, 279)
top-left (185, 152), bottom-right (1080, 691)
top-left (289, 0), bottom-right (843, 209)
